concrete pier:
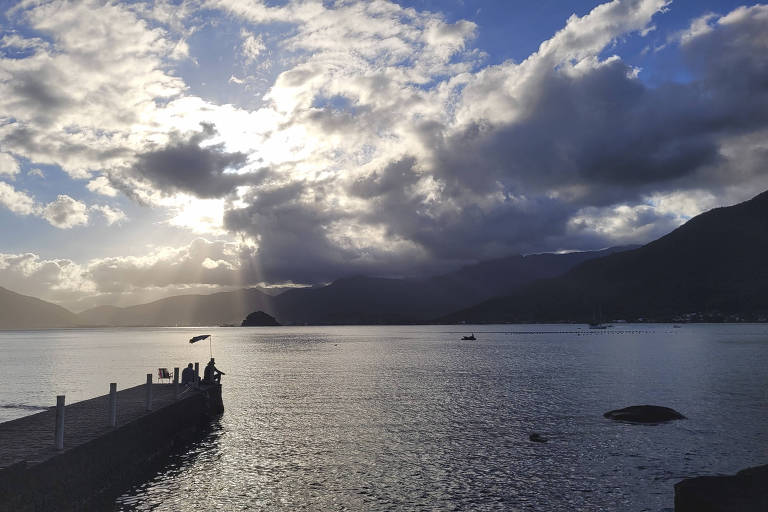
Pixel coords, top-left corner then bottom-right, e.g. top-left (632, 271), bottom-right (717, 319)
top-left (0, 377), bottom-right (223, 511)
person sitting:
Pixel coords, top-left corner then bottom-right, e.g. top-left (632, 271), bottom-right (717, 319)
top-left (203, 358), bottom-right (225, 384)
top-left (181, 363), bottom-right (195, 386)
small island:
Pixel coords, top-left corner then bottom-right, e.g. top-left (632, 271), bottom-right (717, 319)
top-left (241, 310), bottom-right (281, 327)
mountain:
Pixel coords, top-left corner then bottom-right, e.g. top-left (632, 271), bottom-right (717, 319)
top-left (77, 288), bottom-right (275, 327)
top-left (269, 247), bottom-right (631, 325)
top-left (423, 247), bottom-right (634, 302)
top-left (271, 276), bottom-right (454, 324)
top-left (74, 247), bottom-right (626, 327)
top-left (0, 286), bottom-right (80, 330)
top-left (441, 190), bottom-right (768, 323)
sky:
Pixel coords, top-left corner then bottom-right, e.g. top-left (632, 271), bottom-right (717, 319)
top-left (1, 0), bottom-right (767, 312)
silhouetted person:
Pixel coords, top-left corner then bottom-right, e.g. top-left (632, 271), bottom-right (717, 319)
top-left (181, 363), bottom-right (195, 386)
top-left (203, 358), bottom-right (225, 384)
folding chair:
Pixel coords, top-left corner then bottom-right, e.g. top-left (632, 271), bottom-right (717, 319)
top-left (158, 367), bottom-right (173, 383)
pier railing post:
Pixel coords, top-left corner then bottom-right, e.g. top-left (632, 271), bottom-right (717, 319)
top-left (194, 362), bottom-right (200, 388)
top-left (145, 373), bottom-right (153, 411)
top-left (109, 383), bottom-right (117, 427)
top-left (174, 367), bottom-right (180, 399)
top-left (55, 395), bottom-right (65, 450)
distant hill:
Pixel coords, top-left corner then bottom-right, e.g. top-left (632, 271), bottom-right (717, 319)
top-left (269, 247), bottom-right (631, 325)
top-left (77, 288), bottom-right (275, 327)
top-left (440, 190), bottom-right (768, 323)
top-left (72, 247), bottom-right (625, 327)
top-left (0, 286), bottom-right (80, 330)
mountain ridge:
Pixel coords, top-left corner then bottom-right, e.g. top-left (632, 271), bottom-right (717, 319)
top-left (46, 246), bottom-right (628, 328)
top-left (439, 190), bottom-right (768, 323)
top-left (0, 286), bottom-right (81, 330)
top-left (6, 185), bottom-right (766, 330)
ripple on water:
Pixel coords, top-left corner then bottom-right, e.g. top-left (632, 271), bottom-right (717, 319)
top-left (3, 325), bottom-right (767, 511)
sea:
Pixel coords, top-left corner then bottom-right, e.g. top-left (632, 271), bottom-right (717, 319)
top-left (1, 324), bottom-right (768, 511)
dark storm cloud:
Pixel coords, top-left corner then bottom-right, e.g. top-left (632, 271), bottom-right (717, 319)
top-left (130, 123), bottom-right (250, 198)
top-left (223, 5), bottom-right (768, 285)
top-left (345, 157), bottom-right (571, 260)
top-left (225, 174), bottom-right (451, 284)
top-left (434, 58), bottom-right (742, 208)
top-left (348, 157), bottom-right (420, 199)
top-left (683, 8), bottom-right (768, 94)
top-left (224, 181), bottom-right (355, 283)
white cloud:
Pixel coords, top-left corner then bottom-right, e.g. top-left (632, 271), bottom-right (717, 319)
top-left (0, 180), bottom-right (126, 228)
top-left (0, 238), bottom-right (259, 310)
top-left (240, 29), bottom-right (266, 62)
top-left (0, 0), bottom-right (188, 177)
top-left (455, 0), bottom-right (669, 126)
top-left (85, 237), bottom-right (248, 292)
top-left (86, 176), bottom-right (118, 197)
top-left (0, 152), bottom-right (20, 177)
top-left (0, 252), bottom-right (94, 307)
top-left (41, 195), bottom-right (89, 229)
top-left (678, 13), bottom-right (718, 45)
top-left (90, 204), bottom-right (126, 225)
top-left (0, 181), bottom-right (37, 215)
top-left (567, 203), bottom-right (682, 245)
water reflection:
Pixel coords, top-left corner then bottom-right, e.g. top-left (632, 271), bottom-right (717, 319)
top-left (114, 419), bottom-right (225, 511)
top-left (2, 325), bottom-right (767, 510)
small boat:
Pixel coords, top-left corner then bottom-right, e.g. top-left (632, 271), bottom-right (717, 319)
top-left (589, 305), bottom-right (608, 329)
top-left (461, 333), bottom-right (476, 340)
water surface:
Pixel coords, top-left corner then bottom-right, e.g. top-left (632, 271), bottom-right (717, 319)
top-left (2, 324), bottom-right (767, 511)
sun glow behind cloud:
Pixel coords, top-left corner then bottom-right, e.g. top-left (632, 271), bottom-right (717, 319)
top-left (166, 195), bottom-right (227, 235)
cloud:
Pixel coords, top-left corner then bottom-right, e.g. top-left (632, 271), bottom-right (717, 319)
top-left (0, 238), bottom-right (265, 310)
top-left (41, 195), bottom-right (89, 229)
top-left (0, 252), bottom-right (96, 310)
top-left (0, 181), bottom-right (37, 215)
top-left (0, 0), bottom-right (186, 176)
top-left (86, 176), bottom-right (118, 197)
top-left (0, 153), bottom-right (20, 177)
top-left (240, 29), bottom-right (266, 62)
top-left (567, 203), bottom-right (683, 246)
top-left (125, 123), bottom-right (250, 199)
top-left (2, 0), bottom-right (768, 297)
top-left (85, 237), bottom-right (245, 291)
top-left (223, 179), bottom-right (430, 283)
top-left (0, 182), bottom-right (125, 229)
top-left (209, 0), bottom-right (768, 281)
top-left (90, 204), bottom-right (126, 225)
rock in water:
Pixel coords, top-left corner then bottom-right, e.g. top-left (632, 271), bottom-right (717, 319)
top-left (241, 311), bottom-right (281, 327)
top-left (603, 405), bottom-right (685, 424)
top-left (675, 464), bottom-right (768, 511)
